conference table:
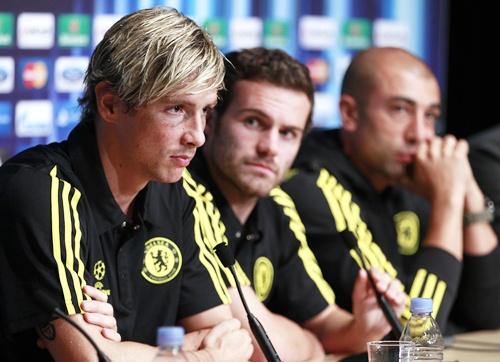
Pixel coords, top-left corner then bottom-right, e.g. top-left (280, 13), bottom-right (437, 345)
top-left (323, 328), bottom-right (500, 362)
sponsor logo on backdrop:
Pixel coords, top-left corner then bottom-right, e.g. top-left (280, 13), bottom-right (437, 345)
top-left (0, 13), bottom-right (14, 47)
top-left (56, 100), bottom-right (80, 139)
top-left (15, 100), bottom-right (53, 137)
top-left (58, 14), bottom-right (90, 47)
top-left (17, 12), bottom-right (55, 49)
top-left (20, 58), bottom-right (49, 90)
top-left (203, 18), bottom-right (228, 49)
top-left (306, 58), bottom-right (330, 86)
top-left (299, 16), bottom-right (337, 50)
top-left (342, 18), bottom-right (371, 49)
top-left (0, 101), bottom-right (12, 136)
top-left (229, 17), bottom-right (262, 49)
top-left (373, 19), bottom-right (410, 49)
top-left (264, 19), bottom-right (289, 48)
top-left (54, 56), bottom-right (88, 93)
top-left (0, 57), bottom-right (14, 93)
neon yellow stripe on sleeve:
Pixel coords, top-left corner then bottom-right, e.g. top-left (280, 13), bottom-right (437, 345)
top-left (422, 273), bottom-right (438, 299)
top-left (49, 166), bottom-right (75, 315)
top-left (183, 171), bottom-right (231, 303)
top-left (432, 280), bottom-right (447, 319)
top-left (271, 187), bottom-right (335, 305)
top-left (409, 269), bottom-right (427, 298)
top-left (61, 180), bottom-right (85, 310)
top-left (70, 189), bottom-right (88, 301)
top-left (316, 169), bottom-right (346, 232)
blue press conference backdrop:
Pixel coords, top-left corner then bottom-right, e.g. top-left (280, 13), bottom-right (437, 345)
top-left (0, 0), bottom-right (449, 162)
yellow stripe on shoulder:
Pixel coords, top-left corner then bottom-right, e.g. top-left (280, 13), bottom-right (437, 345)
top-left (271, 187), bottom-right (335, 305)
top-left (49, 166), bottom-right (85, 314)
top-left (182, 170), bottom-right (232, 304)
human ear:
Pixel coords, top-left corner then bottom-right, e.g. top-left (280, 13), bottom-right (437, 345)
top-left (94, 81), bottom-right (122, 124)
top-left (339, 94), bottom-right (359, 132)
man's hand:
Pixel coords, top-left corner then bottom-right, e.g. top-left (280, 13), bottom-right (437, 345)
top-left (400, 135), bottom-right (469, 202)
top-left (197, 318), bottom-right (253, 362)
top-left (81, 285), bottom-right (121, 342)
top-left (351, 269), bottom-right (406, 341)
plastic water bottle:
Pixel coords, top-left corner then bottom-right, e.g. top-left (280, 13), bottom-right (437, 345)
top-left (152, 326), bottom-right (185, 361)
top-left (400, 298), bottom-right (444, 361)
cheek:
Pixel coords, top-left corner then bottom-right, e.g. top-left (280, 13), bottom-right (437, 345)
top-left (278, 143), bottom-right (300, 170)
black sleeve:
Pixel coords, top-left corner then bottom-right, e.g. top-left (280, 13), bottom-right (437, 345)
top-left (454, 128), bottom-right (500, 329)
top-left (267, 188), bottom-right (333, 323)
top-left (469, 130), bottom-right (500, 237)
top-left (177, 175), bottom-right (230, 320)
top-left (282, 168), bottom-right (462, 331)
top-left (281, 170), bottom-right (358, 312)
top-left (0, 165), bottom-right (88, 336)
top-left (452, 245), bottom-right (500, 329)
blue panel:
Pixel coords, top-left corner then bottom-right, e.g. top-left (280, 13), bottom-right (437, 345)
top-left (0, 0), bottom-right (450, 159)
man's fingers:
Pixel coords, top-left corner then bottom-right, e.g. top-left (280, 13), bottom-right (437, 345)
top-left (101, 328), bottom-right (122, 342)
top-left (441, 135), bottom-right (457, 157)
top-left (83, 312), bottom-right (117, 331)
top-left (203, 318), bottom-right (241, 347)
top-left (81, 299), bottom-right (114, 317)
top-left (82, 285), bottom-right (108, 302)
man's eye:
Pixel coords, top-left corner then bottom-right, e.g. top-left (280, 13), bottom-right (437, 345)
top-left (167, 105), bottom-right (183, 113)
top-left (280, 129), bottom-right (297, 139)
top-left (244, 118), bottom-right (260, 127)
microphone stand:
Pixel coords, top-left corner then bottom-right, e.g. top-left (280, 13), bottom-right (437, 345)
top-left (34, 289), bottom-right (112, 362)
top-left (214, 243), bottom-right (281, 362)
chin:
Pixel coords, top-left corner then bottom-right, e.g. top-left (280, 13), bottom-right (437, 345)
top-left (157, 170), bottom-right (184, 184)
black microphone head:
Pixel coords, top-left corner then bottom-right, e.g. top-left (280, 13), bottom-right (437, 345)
top-left (213, 243), bottom-right (235, 268)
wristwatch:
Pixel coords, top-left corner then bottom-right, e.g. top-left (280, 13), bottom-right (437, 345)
top-left (464, 197), bottom-right (495, 225)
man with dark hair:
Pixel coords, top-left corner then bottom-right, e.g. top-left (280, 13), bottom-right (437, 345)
top-left (283, 47), bottom-right (500, 334)
top-left (0, 7), bottom-right (252, 361)
top-left (187, 47), bottom-right (406, 361)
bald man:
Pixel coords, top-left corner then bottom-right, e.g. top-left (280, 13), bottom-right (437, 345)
top-left (283, 47), bottom-right (500, 334)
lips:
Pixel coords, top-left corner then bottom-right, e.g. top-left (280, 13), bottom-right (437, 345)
top-left (246, 160), bottom-right (277, 175)
top-left (396, 153), bottom-right (415, 164)
top-left (171, 154), bottom-right (193, 167)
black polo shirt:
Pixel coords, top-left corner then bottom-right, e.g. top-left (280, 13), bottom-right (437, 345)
top-left (188, 152), bottom-right (334, 324)
top-left (282, 129), bottom-right (463, 330)
top-left (0, 121), bottom-right (227, 361)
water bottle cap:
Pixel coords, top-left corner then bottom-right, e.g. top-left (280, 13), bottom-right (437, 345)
top-left (157, 326), bottom-right (185, 346)
top-left (410, 297), bottom-right (433, 314)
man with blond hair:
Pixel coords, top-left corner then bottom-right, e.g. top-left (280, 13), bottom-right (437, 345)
top-left (0, 7), bottom-right (252, 362)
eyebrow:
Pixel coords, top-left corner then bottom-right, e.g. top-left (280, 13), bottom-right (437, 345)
top-left (164, 98), bottom-right (218, 108)
top-left (390, 96), bottom-right (441, 112)
top-left (236, 108), bottom-right (305, 132)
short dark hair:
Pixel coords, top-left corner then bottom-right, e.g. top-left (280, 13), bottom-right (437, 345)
top-left (216, 47), bottom-right (314, 130)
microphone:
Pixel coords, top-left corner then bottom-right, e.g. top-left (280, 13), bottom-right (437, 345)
top-left (340, 230), bottom-right (403, 339)
top-left (214, 243), bottom-right (281, 362)
top-left (34, 289), bottom-right (112, 362)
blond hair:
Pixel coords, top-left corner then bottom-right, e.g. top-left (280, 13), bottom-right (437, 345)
top-left (79, 7), bottom-right (225, 121)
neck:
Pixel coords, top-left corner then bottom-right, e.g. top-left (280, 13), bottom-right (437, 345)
top-left (225, 194), bottom-right (258, 225)
top-left (96, 124), bottom-right (147, 216)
